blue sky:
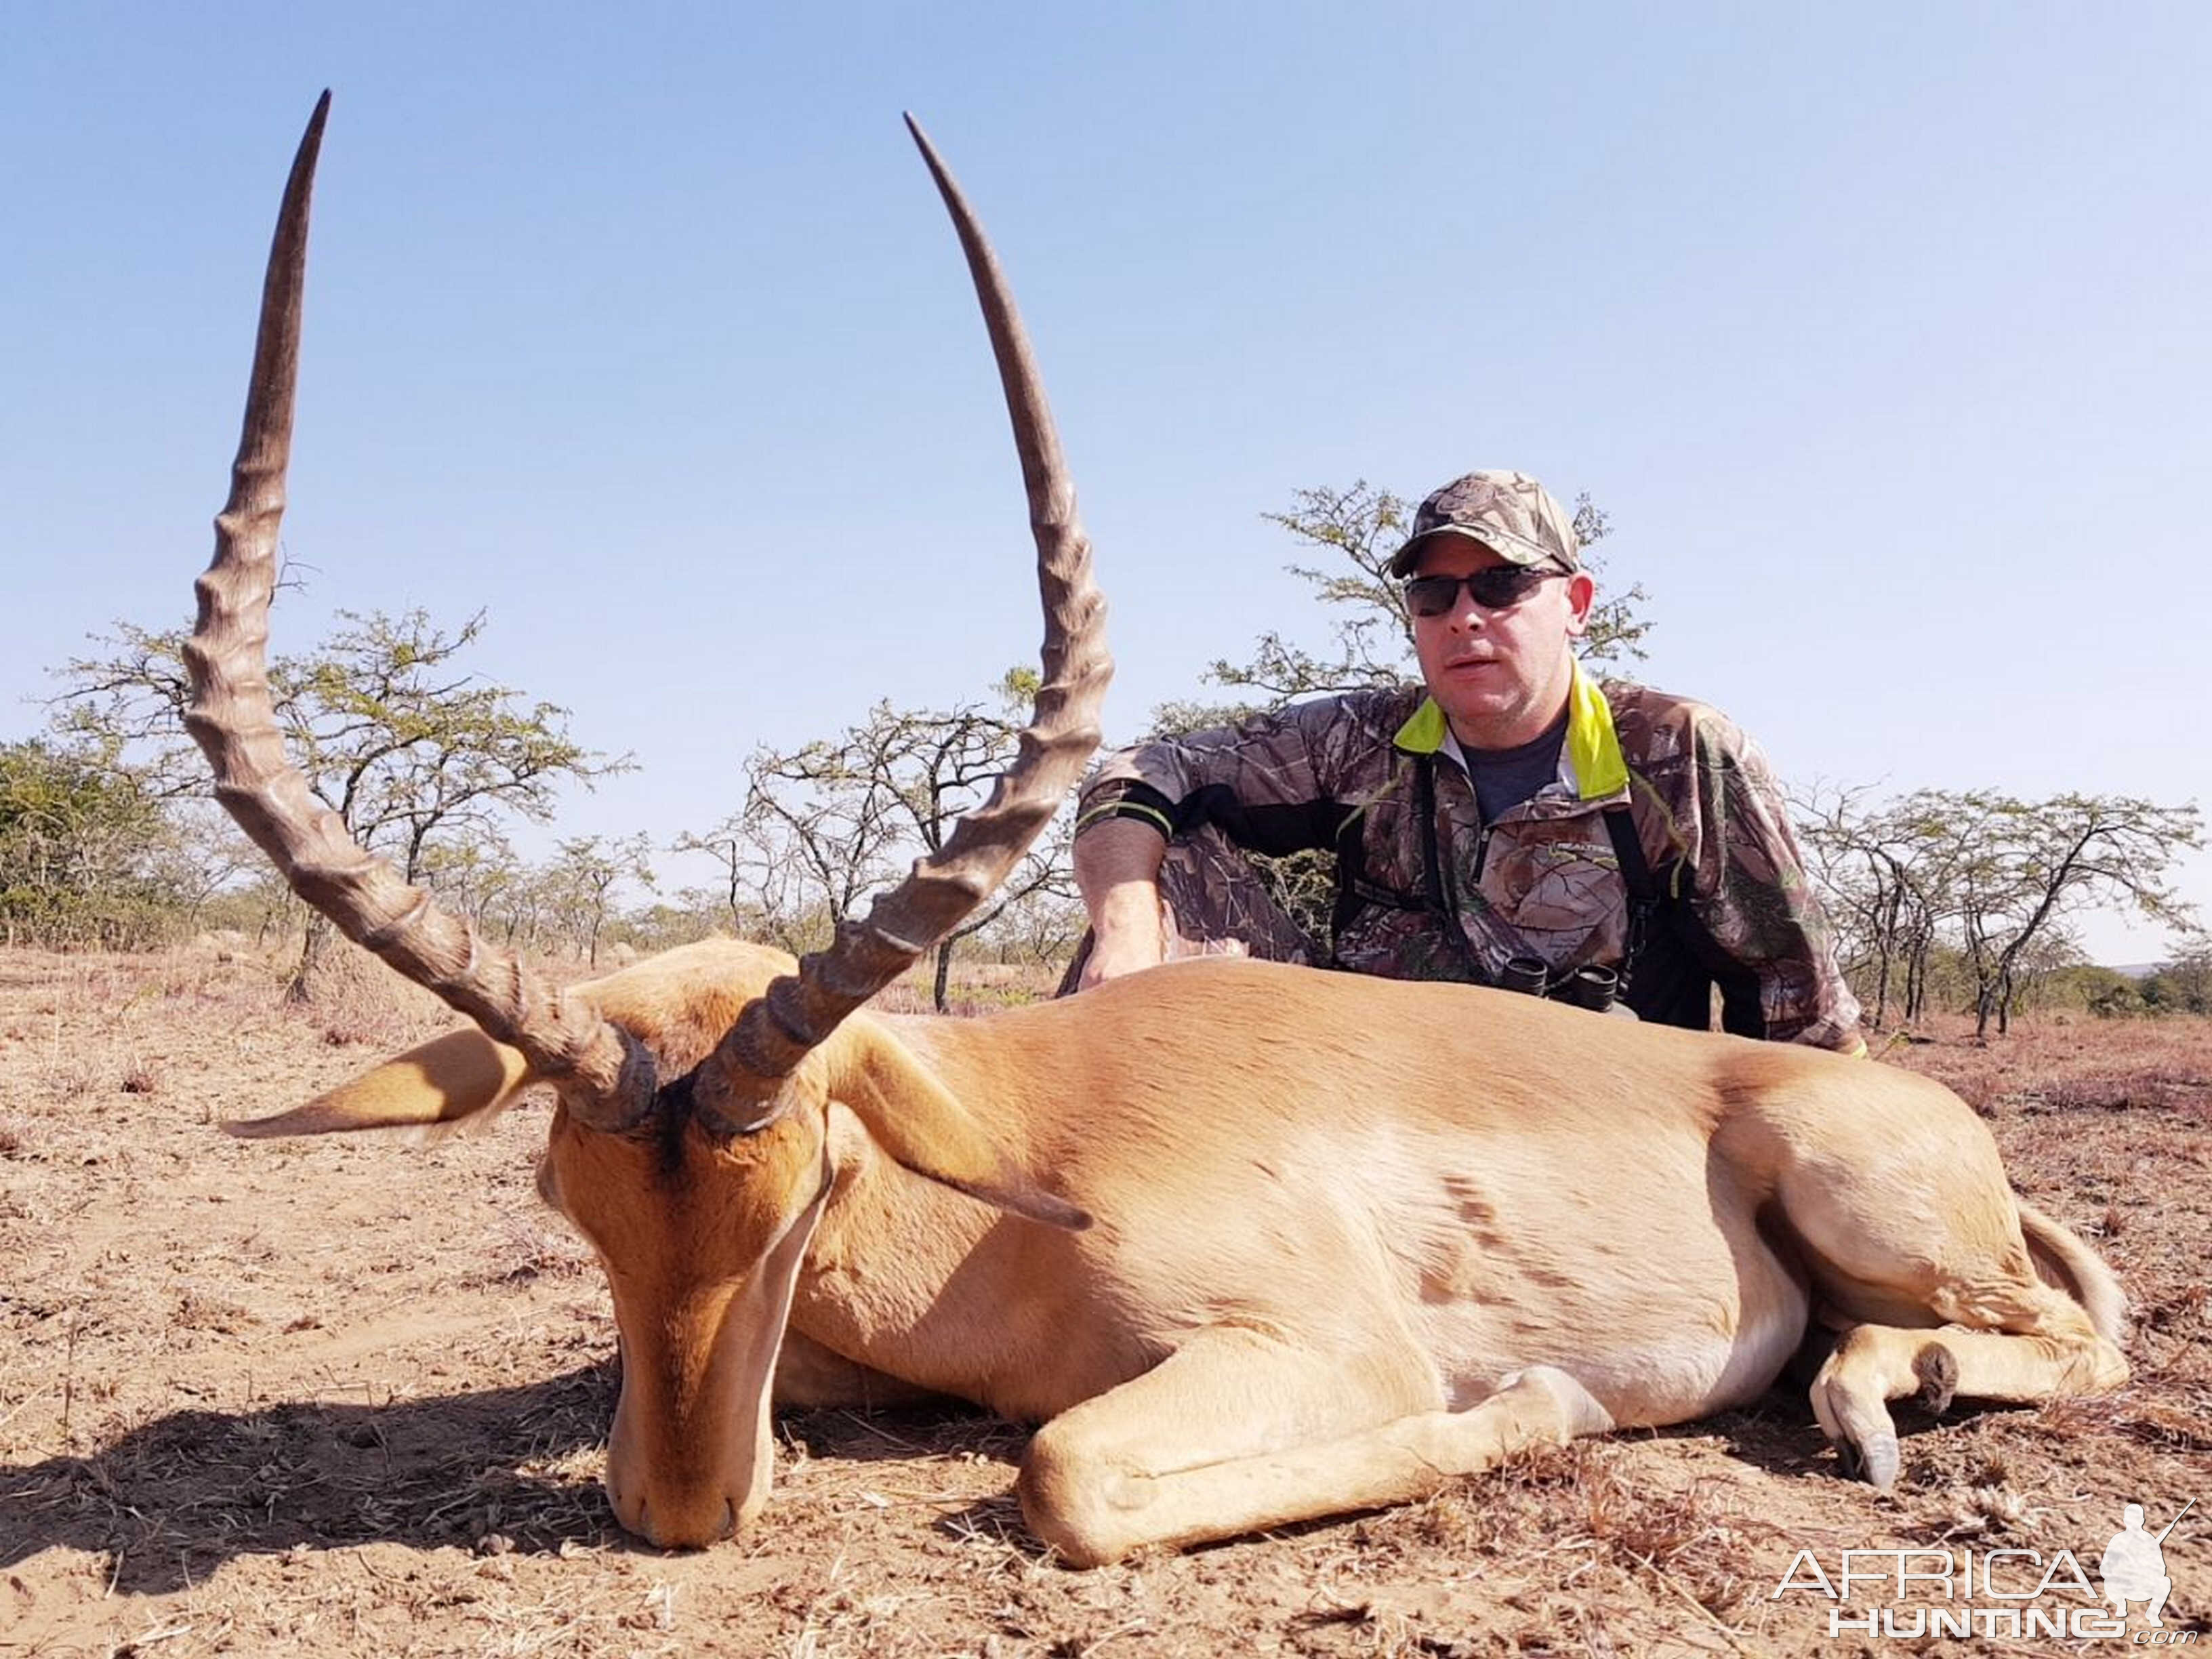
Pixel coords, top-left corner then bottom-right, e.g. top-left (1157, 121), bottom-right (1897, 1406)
top-left (4, 3), bottom-right (2207, 962)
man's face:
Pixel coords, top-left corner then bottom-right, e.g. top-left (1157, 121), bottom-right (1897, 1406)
top-left (1408, 535), bottom-right (1595, 749)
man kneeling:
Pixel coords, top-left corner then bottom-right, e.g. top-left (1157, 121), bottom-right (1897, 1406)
top-left (1069, 468), bottom-right (1862, 1052)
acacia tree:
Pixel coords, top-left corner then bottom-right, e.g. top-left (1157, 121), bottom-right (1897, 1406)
top-left (539, 834), bottom-right (657, 966)
top-left (142, 803), bottom-right (264, 933)
top-left (2142, 935), bottom-right (2212, 1015)
top-left (0, 737), bottom-right (173, 946)
top-left (720, 736), bottom-right (912, 957)
top-left (674, 798), bottom-right (854, 953)
top-left (1795, 784), bottom-right (1894, 1017)
top-left (684, 674), bottom-right (1074, 1010)
top-left (1998, 926), bottom-right (2089, 1019)
top-left (1946, 792), bottom-right (2202, 1038)
top-left (1798, 786), bottom-right (2200, 1033)
top-left (56, 607), bottom-right (628, 990)
top-left (417, 834), bottom-right (525, 932)
top-left (1795, 785), bottom-right (1973, 1025)
top-left (967, 883), bottom-right (1088, 968)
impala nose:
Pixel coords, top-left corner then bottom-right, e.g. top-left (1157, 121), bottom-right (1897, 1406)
top-left (626, 1490), bottom-right (741, 1551)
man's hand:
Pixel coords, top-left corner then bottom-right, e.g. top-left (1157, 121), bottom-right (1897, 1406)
top-left (1073, 818), bottom-right (1170, 990)
top-left (1078, 899), bottom-right (1167, 988)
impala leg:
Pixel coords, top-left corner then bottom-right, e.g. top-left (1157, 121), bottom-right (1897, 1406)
top-left (1017, 1335), bottom-right (1614, 1567)
top-left (1771, 1136), bottom-right (2130, 1487)
top-left (1809, 1317), bottom-right (2128, 1487)
top-left (773, 1329), bottom-right (957, 1411)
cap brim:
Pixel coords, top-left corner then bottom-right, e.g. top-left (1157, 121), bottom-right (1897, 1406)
top-left (1387, 525), bottom-right (1554, 579)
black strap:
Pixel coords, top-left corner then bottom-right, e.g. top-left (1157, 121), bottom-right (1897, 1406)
top-left (1412, 756), bottom-right (1488, 980)
top-left (1414, 757), bottom-right (1446, 913)
top-left (1602, 803), bottom-right (1661, 983)
top-left (1601, 800), bottom-right (1748, 1033)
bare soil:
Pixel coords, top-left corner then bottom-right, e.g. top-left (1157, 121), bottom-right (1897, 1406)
top-left (2, 945), bottom-right (2207, 1657)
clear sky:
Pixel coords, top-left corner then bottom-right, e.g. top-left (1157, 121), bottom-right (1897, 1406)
top-left (4, 3), bottom-right (2207, 963)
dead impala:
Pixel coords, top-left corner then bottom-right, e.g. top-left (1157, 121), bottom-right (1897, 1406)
top-left (190, 98), bottom-right (2129, 1568)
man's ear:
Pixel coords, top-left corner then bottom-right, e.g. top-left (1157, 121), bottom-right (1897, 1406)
top-left (821, 1024), bottom-right (1090, 1231)
top-left (226, 1028), bottom-right (534, 1140)
top-left (1563, 570), bottom-right (1598, 636)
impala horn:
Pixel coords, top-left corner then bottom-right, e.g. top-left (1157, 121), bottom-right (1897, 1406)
top-left (695, 115), bottom-right (1111, 1132)
top-left (182, 94), bottom-right (651, 1131)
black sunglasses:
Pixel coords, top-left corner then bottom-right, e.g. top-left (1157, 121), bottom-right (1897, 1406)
top-left (1401, 567), bottom-right (1559, 618)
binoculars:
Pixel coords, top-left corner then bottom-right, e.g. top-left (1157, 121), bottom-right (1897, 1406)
top-left (1497, 956), bottom-right (1622, 1015)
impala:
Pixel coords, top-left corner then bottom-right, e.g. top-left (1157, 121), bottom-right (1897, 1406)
top-left (190, 98), bottom-right (2128, 1568)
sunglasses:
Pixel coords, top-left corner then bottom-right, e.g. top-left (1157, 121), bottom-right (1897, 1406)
top-left (1401, 567), bottom-right (1559, 618)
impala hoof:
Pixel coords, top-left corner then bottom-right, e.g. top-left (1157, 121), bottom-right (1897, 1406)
top-left (1912, 1345), bottom-right (1959, 1416)
top-left (1837, 1429), bottom-right (1900, 1488)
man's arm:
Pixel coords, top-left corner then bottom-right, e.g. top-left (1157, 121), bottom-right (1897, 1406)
top-left (1067, 695), bottom-right (1385, 989)
top-left (1071, 817), bottom-right (1169, 989)
top-left (1641, 701), bottom-right (1865, 1053)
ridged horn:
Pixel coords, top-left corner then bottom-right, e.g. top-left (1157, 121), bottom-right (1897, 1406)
top-left (181, 94), bottom-right (649, 1130)
top-left (701, 115), bottom-right (1111, 1106)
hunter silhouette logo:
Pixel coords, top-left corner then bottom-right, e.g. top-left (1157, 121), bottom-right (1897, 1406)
top-left (2102, 1498), bottom-right (2192, 1628)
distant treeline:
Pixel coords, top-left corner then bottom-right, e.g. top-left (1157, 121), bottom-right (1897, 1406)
top-left (12, 482), bottom-right (2201, 1027)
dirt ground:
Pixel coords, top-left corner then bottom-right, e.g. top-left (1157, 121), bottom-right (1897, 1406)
top-left (2, 943), bottom-right (2207, 1658)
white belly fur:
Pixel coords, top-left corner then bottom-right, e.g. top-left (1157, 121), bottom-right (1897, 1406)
top-left (1407, 1193), bottom-right (1811, 1425)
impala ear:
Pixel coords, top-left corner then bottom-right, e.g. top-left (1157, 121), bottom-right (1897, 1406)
top-left (826, 1025), bottom-right (1090, 1232)
top-left (226, 1029), bottom-right (535, 1140)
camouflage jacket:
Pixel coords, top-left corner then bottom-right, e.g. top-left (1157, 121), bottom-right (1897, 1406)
top-left (1078, 665), bottom-right (1864, 1051)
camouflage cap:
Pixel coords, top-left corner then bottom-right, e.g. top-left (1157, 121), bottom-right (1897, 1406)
top-left (1387, 470), bottom-right (1580, 577)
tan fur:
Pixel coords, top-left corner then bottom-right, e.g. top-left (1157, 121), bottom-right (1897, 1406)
top-left (2016, 1197), bottom-right (2129, 1343)
top-left (249, 937), bottom-right (2133, 1563)
top-left (251, 942), bottom-right (2132, 1565)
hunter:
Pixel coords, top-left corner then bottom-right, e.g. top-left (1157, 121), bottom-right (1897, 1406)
top-left (1069, 469), bottom-right (1864, 1051)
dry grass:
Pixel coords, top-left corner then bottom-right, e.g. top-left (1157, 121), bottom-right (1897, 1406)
top-left (1887, 1008), bottom-right (2212, 1115)
top-left (295, 937), bottom-right (460, 1050)
top-left (873, 960), bottom-right (1063, 1018)
top-left (1, 949), bottom-right (2206, 1658)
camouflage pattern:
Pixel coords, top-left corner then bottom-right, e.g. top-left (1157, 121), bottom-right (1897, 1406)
top-left (1076, 678), bottom-right (1864, 1051)
top-left (1387, 470), bottom-right (1582, 577)
top-left (1055, 825), bottom-right (1324, 995)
